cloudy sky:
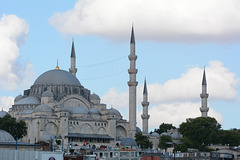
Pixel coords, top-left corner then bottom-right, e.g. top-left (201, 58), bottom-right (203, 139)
top-left (1, 0), bottom-right (240, 131)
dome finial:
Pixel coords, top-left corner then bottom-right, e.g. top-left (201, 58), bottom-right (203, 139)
top-left (56, 59), bottom-right (60, 70)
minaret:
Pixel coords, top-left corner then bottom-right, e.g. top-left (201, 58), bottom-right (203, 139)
top-left (69, 39), bottom-right (77, 76)
top-left (128, 26), bottom-right (138, 139)
top-left (141, 78), bottom-right (150, 135)
top-left (200, 68), bottom-right (209, 117)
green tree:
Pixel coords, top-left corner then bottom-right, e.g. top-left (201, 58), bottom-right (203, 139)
top-left (179, 117), bottom-right (221, 151)
top-left (158, 135), bottom-right (172, 150)
top-left (219, 129), bottom-right (240, 147)
top-left (135, 133), bottom-right (152, 149)
top-left (154, 123), bottom-right (176, 135)
top-left (0, 114), bottom-right (27, 139)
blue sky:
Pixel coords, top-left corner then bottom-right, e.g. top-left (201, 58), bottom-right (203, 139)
top-left (0, 0), bottom-right (240, 131)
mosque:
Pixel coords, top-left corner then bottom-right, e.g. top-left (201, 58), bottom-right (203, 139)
top-left (6, 27), bottom-right (150, 149)
top-left (3, 27), bottom-right (209, 150)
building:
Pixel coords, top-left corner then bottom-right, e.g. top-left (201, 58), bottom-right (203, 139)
top-left (8, 27), bottom-right (139, 149)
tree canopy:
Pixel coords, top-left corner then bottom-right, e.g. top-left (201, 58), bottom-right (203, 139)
top-left (0, 114), bottom-right (27, 139)
top-left (154, 123), bottom-right (176, 135)
top-left (158, 134), bottom-right (172, 150)
top-left (135, 133), bottom-right (152, 149)
top-left (179, 117), bottom-right (221, 151)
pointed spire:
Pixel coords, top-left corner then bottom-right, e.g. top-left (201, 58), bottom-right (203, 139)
top-left (71, 38), bottom-right (76, 58)
top-left (202, 67), bottom-right (207, 85)
top-left (55, 59), bottom-right (59, 70)
top-left (143, 78), bottom-right (148, 95)
top-left (130, 25), bottom-right (135, 44)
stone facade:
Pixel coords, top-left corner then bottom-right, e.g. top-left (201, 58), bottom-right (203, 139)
top-left (8, 40), bottom-right (131, 149)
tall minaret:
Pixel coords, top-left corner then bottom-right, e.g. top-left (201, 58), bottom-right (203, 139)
top-left (69, 39), bottom-right (77, 76)
top-left (141, 78), bottom-right (150, 135)
top-left (128, 26), bottom-right (138, 138)
top-left (200, 68), bottom-right (209, 117)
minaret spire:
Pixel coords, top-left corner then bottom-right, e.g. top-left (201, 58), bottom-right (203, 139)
top-left (141, 78), bottom-right (150, 135)
top-left (128, 25), bottom-right (138, 138)
top-left (200, 67), bottom-right (209, 117)
top-left (69, 38), bottom-right (77, 76)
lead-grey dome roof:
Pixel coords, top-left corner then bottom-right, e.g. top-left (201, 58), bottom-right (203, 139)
top-left (33, 104), bottom-right (52, 113)
top-left (89, 108), bottom-right (100, 114)
top-left (33, 69), bottom-right (81, 86)
top-left (0, 110), bottom-right (7, 118)
top-left (0, 130), bottom-right (15, 142)
top-left (14, 96), bottom-right (40, 105)
top-left (42, 91), bottom-right (54, 97)
top-left (71, 106), bottom-right (89, 114)
top-left (90, 93), bottom-right (100, 100)
top-left (120, 137), bottom-right (137, 146)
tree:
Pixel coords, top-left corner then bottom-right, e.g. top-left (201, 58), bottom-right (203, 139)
top-left (218, 129), bottom-right (240, 147)
top-left (135, 133), bottom-right (152, 149)
top-left (158, 135), bottom-right (172, 150)
top-left (154, 123), bottom-right (176, 135)
top-left (179, 117), bottom-right (221, 151)
top-left (0, 114), bottom-right (27, 139)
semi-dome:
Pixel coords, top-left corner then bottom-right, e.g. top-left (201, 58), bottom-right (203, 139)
top-left (14, 96), bottom-right (40, 105)
top-left (0, 130), bottom-right (15, 142)
top-left (0, 110), bottom-right (7, 118)
top-left (89, 108), bottom-right (100, 114)
top-left (108, 108), bottom-right (121, 116)
top-left (136, 127), bottom-right (142, 133)
top-left (171, 132), bottom-right (182, 140)
top-left (17, 110), bottom-right (34, 115)
top-left (71, 106), bottom-right (89, 114)
top-left (151, 132), bottom-right (160, 137)
top-left (120, 137), bottom-right (137, 146)
top-left (33, 69), bottom-right (81, 86)
top-left (14, 94), bottom-right (23, 102)
top-left (42, 91), bottom-right (54, 97)
top-left (33, 104), bottom-right (52, 113)
top-left (90, 93), bottom-right (100, 100)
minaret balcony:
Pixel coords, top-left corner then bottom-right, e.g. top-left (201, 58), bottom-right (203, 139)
top-left (128, 69), bottom-right (138, 74)
top-left (128, 81), bottom-right (138, 86)
top-left (128, 55), bottom-right (137, 60)
top-left (200, 107), bottom-right (209, 112)
top-left (141, 102), bottom-right (149, 106)
top-left (141, 114), bottom-right (150, 119)
top-left (200, 93), bottom-right (209, 98)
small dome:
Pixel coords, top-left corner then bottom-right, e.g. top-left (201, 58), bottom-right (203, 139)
top-left (171, 132), bottom-right (182, 140)
top-left (33, 69), bottom-right (81, 86)
top-left (39, 134), bottom-right (55, 143)
top-left (33, 104), bottom-right (52, 113)
top-left (160, 132), bottom-right (168, 136)
top-left (90, 93), bottom-right (100, 100)
top-left (151, 132), bottom-right (160, 137)
top-left (136, 127), bottom-right (142, 133)
top-left (15, 96), bottom-right (40, 105)
top-left (14, 94), bottom-right (23, 102)
top-left (0, 110), bottom-right (7, 118)
top-left (108, 108), bottom-right (121, 116)
top-left (17, 110), bottom-right (34, 115)
top-left (71, 106), bottom-right (89, 114)
top-left (120, 137), bottom-right (137, 146)
top-left (0, 129), bottom-right (15, 142)
top-left (89, 108), bottom-right (99, 114)
top-left (42, 91), bottom-right (54, 97)
top-left (55, 106), bottom-right (69, 112)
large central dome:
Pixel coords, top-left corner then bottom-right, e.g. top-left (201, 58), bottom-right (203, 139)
top-left (34, 69), bottom-right (81, 86)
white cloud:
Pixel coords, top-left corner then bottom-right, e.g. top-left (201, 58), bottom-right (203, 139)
top-left (0, 96), bottom-right (14, 111)
top-left (49, 0), bottom-right (240, 43)
top-left (0, 14), bottom-right (34, 91)
top-left (101, 60), bottom-right (237, 130)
